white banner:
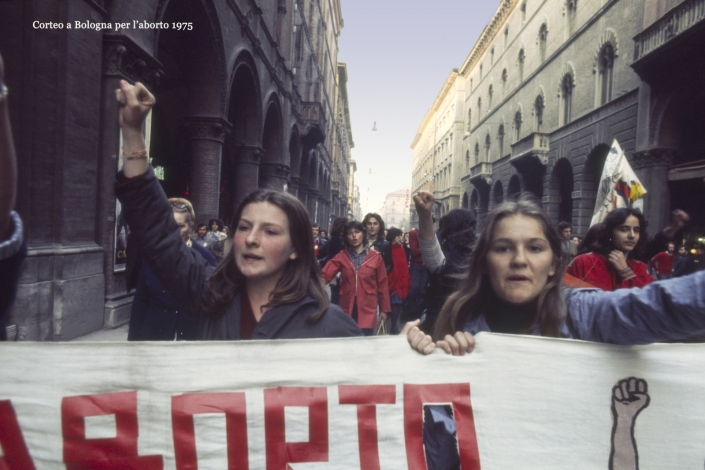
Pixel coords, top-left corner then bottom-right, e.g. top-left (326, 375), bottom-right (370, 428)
top-left (590, 139), bottom-right (647, 227)
top-left (1, 335), bottom-right (705, 469)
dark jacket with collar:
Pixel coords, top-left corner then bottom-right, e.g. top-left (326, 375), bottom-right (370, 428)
top-left (199, 294), bottom-right (361, 340)
top-left (128, 243), bottom-right (217, 341)
top-left (115, 168), bottom-right (362, 341)
top-left (371, 237), bottom-right (393, 274)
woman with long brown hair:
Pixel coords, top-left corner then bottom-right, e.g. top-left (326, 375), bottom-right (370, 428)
top-left (114, 80), bottom-right (361, 340)
top-left (405, 191), bottom-right (705, 355)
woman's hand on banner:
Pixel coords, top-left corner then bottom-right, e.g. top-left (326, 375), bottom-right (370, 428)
top-left (401, 320), bottom-right (435, 355)
top-left (436, 331), bottom-right (475, 356)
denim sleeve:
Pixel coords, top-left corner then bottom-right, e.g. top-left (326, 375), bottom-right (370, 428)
top-left (565, 271), bottom-right (705, 344)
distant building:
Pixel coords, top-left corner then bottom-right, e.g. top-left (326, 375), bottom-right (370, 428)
top-left (411, 0), bottom-right (705, 248)
top-left (378, 188), bottom-right (411, 230)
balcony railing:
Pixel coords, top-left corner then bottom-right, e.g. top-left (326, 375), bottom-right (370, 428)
top-left (633, 0), bottom-right (705, 62)
top-left (469, 161), bottom-right (493, 185)
top-left (510, 132), bottom-right (549, 166)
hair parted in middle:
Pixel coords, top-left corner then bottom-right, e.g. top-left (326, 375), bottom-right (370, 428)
top-left (208, 218), bottom-right (224, 232)
top-left (200, 189), bottom-right (328, 322)
top-left (432, 195), bottom-right (569, 341)
top-left (362, 213), bottom-right (386, 241)
top-left (593, 207), bottom-right (648, 258)
top-left (343, 220), bottom-right (368, 248)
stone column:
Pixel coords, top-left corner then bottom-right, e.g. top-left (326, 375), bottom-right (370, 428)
top-left (571, 190), bottom-right (597, 236)
top-left (289, 176), bottom-right (300, 197)
top-left (320, 197), bottom-right (330, 230)
top-left (298, 182), bottom-right (309, 211)
top-left (541, 195), bottom-right (561, 224)
top-left (630, 148), bottom-right (676, 231)
top-left (259, 163), bottom-right (290, 192)
top-left (232, 146), bottom-right (264, 210)
top-left (308, 188), bottom-right (320, 223)
top-left (184, 117), bottom-right (229, 223)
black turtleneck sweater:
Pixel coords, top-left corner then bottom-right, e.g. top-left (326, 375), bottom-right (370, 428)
top-left (483, 291), bottom-right (538, 334)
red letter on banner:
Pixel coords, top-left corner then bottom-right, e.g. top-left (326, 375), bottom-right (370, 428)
top-left (172, 392), bottom-right (249, 470)
top-left (61, 391), bottom-right (163, 470)
top-left (0, 400), bottom-right (36, 470)
top-left (263, 387), bottom-right (328, 469)
top-left (338, 385), bottom-right (395, 470)
top-left (403, 383), bottom-right (480, 470)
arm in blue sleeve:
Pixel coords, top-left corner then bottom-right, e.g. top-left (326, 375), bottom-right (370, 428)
top-left (565, 271), bottom-right (705, 344)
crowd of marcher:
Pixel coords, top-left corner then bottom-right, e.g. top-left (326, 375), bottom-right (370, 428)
top-left (1, 58), bottom-right (705, 470)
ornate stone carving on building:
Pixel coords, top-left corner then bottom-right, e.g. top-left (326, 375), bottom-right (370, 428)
top-left (592, 28), bottom-right (620, 74)
top-left (182, 117), bottom-right (229, 143)
top-left (154, 0), bottom-right (227, 114)
top-left (234, 146), bottom-right (264, 164)
top-left (260, 163), bottom-right (291, 179)
top-left (102, 34), bottom-right (163, 87)
top-left (630, 148), bottom-right (677, 169)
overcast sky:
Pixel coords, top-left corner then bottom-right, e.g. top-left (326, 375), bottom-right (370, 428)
top-left (337, 1), bottom-right (501, 216)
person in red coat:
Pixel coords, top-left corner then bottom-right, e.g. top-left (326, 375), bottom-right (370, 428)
top-left (567, 208), bottom-right (653, 291)
top-left (322, 220), bottom-right (392, 335)
top-left (385, 227), bottom-right (412, 334)
top-left (650, 242), bottom-right (675, 280)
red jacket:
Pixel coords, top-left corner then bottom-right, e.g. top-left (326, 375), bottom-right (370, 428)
top-left (321, 249), bottom-right (392, 329)
top-left (650, 251), bottom-right (674, 275)
top-left (566, 252), bottom-right (653, 291)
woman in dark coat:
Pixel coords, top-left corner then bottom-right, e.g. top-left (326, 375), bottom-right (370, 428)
top-left (127, 198), bottom-right (217, 341)
top-left (114, 80), bottom-right (361, 341)
top-left (363, 212), bottom-right (393, 274)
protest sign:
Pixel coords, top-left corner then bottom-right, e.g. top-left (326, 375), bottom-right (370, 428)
top-left (1, 334), bottom-right (704, 469)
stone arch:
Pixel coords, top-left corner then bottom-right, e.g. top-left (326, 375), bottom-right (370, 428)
top-left (151, 0), bottom-right (229, 224)
top-left (557, 62), bottom-right (577, 93)
top-left (259, 94), bottom-right (287, 191)
top-left (288, 126), bottom-right (302, 179)
top-left (582, 143), bottom-right (611, 191)
top-left (508, 174), bottom-right (522, 200)
top-left (471, 181), bottom-right (490, 227)
top-left (533, 88), bottom-right (546, 131)
top-left (154, 0), bottom-right (227, 115)
top-left (484, 132), bottom-right (492, 162)
top-left (298, 150), bottom-right (313, 193)
top-left (653, 90), bottom-right (705, 232)
top-left (497, 120), bottom-right (507, 158)
top-left (513, 104), bottom-right (524, 141)
top-left (220, 50), bottom-right (263, 219)
top-left (261, 94), bottom-right (283, 164)
top-left (470, 189), bottom-right (480, 217)
top-left (549, 158), bottom-right (574, 223)
top-left (537, 20), bottom-right (549, 62)
top-left (517, 42), bottom-right (526, 70)
top-left (593, 28), bottom-right (620, 73)
top-left (462, 192), bottom-right (469, 209)
top-left (492, 180), bottom-right (504, 208)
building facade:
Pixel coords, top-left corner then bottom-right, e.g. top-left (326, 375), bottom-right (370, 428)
top-left (411, 0), bottom-right (705, 246)
top-left (411, 72), bottom-right (466, 224)
top-left (378, 188), bottom-right (410, 230)
top-left (1, 0), bottom-right (355, 340)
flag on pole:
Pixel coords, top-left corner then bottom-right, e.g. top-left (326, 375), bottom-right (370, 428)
top-left (590, 139), bottom-right (647, 227)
